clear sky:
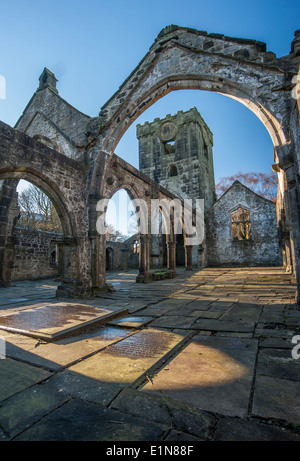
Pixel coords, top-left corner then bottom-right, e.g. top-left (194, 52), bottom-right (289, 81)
top-left (0, 0), bottom-right (299, 234)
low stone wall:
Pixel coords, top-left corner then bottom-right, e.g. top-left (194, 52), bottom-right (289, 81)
top-left (11, 227), bottom-right (63, 281)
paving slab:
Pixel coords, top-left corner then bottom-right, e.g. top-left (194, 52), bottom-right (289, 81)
top-left (0, 358), bottom-right (51, 402)
top-left (192, 318), bottom-right (255, 333)
top-left (111, 387), bottom-right (216, 439)
top-left (14, 398), bottom-right (168, 441)
top-left (213, 417), bottom-right (300, 441)
top-left (62, 328), bottom-right (187, 391)
top-left (252, 375), bottom-right (300, 424)
top-left (142, 335), bottom-right (258, 418)
top-left (148, 315), bottom-right (197, 329)
top-left (255, 325), bottom-right (295, 339)
top-left (0, 384), bottom-right (70, 439)
top-left (260, 305), bottom-right (285, 323)
top-left (259, 337), bottom-right (295, 349)
top-left (220, 303), bottom-right (262, 323)
top-left (256, 348), bottom-right (300, 380)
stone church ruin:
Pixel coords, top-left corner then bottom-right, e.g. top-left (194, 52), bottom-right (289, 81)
top-left (0, 25), bottom-right (299, 306)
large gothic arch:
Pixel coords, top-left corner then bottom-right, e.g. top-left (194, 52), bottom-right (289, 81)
top-left (85, 25), bottom-right (300, 303)
top-left (89, 25), bottom-right (295, 197)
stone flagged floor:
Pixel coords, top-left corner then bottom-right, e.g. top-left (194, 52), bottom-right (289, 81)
top-left (0, 267), bottom-right (300, 441)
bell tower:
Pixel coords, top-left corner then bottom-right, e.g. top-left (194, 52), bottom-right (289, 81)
top-left (137, 107), bottom-right (216, 210)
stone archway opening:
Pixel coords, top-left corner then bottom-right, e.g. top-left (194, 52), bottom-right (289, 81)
top-left (0, 168), bottom-right (83, 297)
top-left (104, 188), bottom-right (139, 277)
top-left (0, 176), bottom-right (67, 288)
top-left (111, 86), bottom-right (279, 276)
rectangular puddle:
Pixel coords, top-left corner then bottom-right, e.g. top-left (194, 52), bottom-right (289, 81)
top-left (108, 316), bottom-right (153, 329)
top-left (0, 302), bottom-right (128, 341)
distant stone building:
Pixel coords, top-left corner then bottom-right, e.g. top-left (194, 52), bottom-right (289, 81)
top-left (206, 180), bottom-right (281, 267)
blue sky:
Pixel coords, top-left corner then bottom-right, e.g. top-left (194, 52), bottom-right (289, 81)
top-left (0, 0), bottom-right (299, 233)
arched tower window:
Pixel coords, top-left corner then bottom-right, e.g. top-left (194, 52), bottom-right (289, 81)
top-left (231, 207), bottom-right (252, 240)
top-left (169, 164), bottom-right (178, 177)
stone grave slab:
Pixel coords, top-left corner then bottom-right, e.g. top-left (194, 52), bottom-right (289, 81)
top-left (142, 335), bottom-right (258, 418)
top-left (65, 328), bottom-right (187, 389)
top-left (0, 302), bottom-right (128, 342)
top-left (4, 326), bottom-right (133, 370)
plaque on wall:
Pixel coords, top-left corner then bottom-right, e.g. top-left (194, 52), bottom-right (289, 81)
top-left (159, 121), bottom-right (177, 142)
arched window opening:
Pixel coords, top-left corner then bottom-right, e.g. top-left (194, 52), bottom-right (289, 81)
top-left (133, 239), bottom-right (140, 254)
top-left (231, 207), bottom-right (252, 241)
top-left (169, 164), bottom-right (178, 178)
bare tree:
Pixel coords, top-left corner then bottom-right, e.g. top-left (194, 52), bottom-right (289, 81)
top-left (105, 224), bottom-right (127, 241)
top-left (18, 184), bottom-right (62, 233)
top-left (215, 171), bottom-right (278, 202)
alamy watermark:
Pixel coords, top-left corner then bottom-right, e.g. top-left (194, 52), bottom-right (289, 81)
top-left (292, 335), bottom-right (300, 360)
top-left (0, 75), bottom-right (6, 99)
top-left (0, 335), bottom-right (5, 359)
top-left (96, 197), bottom-right (205, 246)
top-left (292, 73), bottom-right (300, 101)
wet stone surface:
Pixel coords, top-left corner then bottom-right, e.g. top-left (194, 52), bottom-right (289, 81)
top-left (102, 328), bottom-right (182, 359)
top-left (0, 303), bottom-right (111, 331)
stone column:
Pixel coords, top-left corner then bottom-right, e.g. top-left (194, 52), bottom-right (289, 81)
top-left (0, 179), bottom-right (19, 287)
top-left (185, 245), bottom-right (193, 270)
top-left (88, 194), bottom-right (107, 292)
top-left (56, 241), bottom-right (64, 280)
top-left (136, 234), bottom-right (151, 282)
top-left (277, 144), bottom-right (300, 308)
top-left (285, 239), bottom-right (293, 273)
top-left (167, 240), bottom-right (176, 274)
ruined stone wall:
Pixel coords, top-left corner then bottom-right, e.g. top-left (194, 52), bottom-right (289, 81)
top-left (15, 78), bottom-right (91, 162)
top-left (106, 240), bottom-right (127, 270)
top-left (206, 181), bottom-right (282, 267)
top-left (11, 227), bottom-right (63, 281)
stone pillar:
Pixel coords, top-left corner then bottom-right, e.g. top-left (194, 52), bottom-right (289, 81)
top-left (167, 240), bottom-right (176, 274)
top-left (88, 194), bottom-right (107, 292)
top-left (56, 241), bottom-right (64, 279)
top-left (276, 144), bottom-right (300, 308)
top-left (56, 236), bottom-right (92, 298)
top-left (0, 237), bottom-right (15, 287)
top-left (121, 248), bottom-right (129, 272)
top-left (0, 179), bottom-right (20, 287)
top-left (56, 237), bottom-right (78, 297)
top-left (136, 234), bottom-right (151, 282)
top-left (150, 235), bottom-right (160, 268)
top-left (185, 245), bottom-right (193, 270)
top-left (284, 239), bottom-right (293, 273)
